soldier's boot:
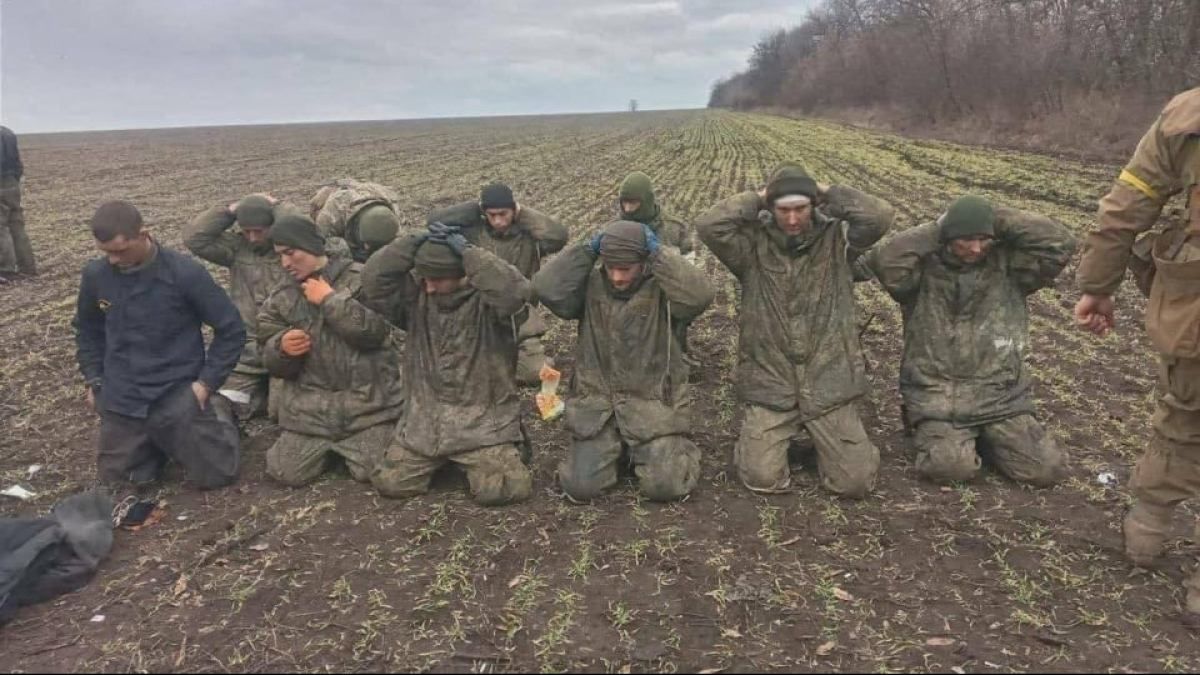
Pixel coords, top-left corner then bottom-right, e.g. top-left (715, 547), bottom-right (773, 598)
top-left (1123, 500), bottom-right (1174, 567)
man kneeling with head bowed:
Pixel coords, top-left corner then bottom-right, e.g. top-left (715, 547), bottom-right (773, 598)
top-left (361, 220), bottom-right (534, 506)
top-left (256, 213), bottom-right (404, 487)
top-left (534, 219), bottom-right (714, 502)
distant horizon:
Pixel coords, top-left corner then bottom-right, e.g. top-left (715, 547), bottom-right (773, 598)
top-left (14, 106), bottom-right (706, 137)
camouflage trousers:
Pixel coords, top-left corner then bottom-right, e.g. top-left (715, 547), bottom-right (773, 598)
top-left (0, 177), bottom-right (35, 276)
top-left (735, 402), bottom-right (878, 499)
top-left (912, 414), bottom-right (1065, 487)
top-left (217, 370), bottom-right (270, 421)
top-left (559, 418), bottom-right (700, 502)
top-left (516, 307), bottom-right (551, 386)
top-left (97, 383), bottom-right (239, 490)
top-left (1124, 356), bottom-right (1200, 612)
top-left (372, 441), bottom-right (532, 506)
top-left (266, 423), bottom-right (390, 487)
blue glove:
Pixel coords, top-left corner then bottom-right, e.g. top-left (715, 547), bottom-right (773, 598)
top-left (445, 231), bottom-right (470, 256)
top-left (642, 224), bottom-right (661, 256)
top-left (589, 231), bottom-right (604, 257)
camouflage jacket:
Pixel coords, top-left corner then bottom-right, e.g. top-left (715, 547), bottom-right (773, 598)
top-left (310, 179), bottom-right (401, 261)
top-left (697, 185), bottom-right (894, 419)
top-left (866, 209), bottom-right (1076, 428)
top-left (184, 204), bottom-right (298, 374)
top-left (534, 243), bottom-right (714, 442)
top-left (623, 203), bottom-right (694, 256)
top-left (430, 200), bottom-right (569, 280)
top-left (361, 235), bottom-right (531, 457)
top-left (257, 256), bottom-right (404, 440)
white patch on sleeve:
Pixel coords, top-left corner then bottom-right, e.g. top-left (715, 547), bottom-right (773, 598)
top-left (993, 337), bottom-right (1014, 351)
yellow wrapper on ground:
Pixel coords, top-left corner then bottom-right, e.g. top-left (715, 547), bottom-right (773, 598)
top-left (536, 365), bottom-right (564, 421)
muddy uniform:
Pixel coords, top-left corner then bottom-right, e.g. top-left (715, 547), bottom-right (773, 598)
top-left (257, 256), bottom-right (404, 486)
top-left (184, 203), bottom-right (299, 418)
top-left (0, 126), bottom-right (35, 278)
top-left (431, 200), bottom-right (569, 385)
top-left (361, 234), bottom-right (533, 505)
top-left (310, 179), bottom-right (402, 262)
top-left (1076, 88), bottom-right (1200, 610)
top-left (74, 244), bottom-right (244, 488)
top-left (867, 208), bottom-right (1076, 485)
top-left (534, 237), bottom-right (715, 501)
top-left (697, 175), bottom-right (893, 498)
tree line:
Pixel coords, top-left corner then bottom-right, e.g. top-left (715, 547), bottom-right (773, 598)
top-left (709, 0), bottom-right (1199, 135)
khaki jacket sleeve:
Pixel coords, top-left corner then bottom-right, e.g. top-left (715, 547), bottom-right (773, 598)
top-left (696, 191), bottom-right (760, 277)
top-left (993, 207), bottom-right (1078, 294)
top-left (463, 246), bottom-right (532, 319)
top-left (823, 185), bottom-right (895, 255)
top-left (650, 248), bottom-right (715, 322)
top-left (532, 241), bottom-right (594, 321)
top-left (257, 290), bottom-right (305, 380)
top-left (361, 233), bottom-right (423, 330)
top-left (320, 287), bottom-right (392, 352)
top-left (866, 222), bottom-right (940, 302)
top-left (1077, 110), bottom-right (1192, 295)
top-left (183, 206), bottom-right (239, 267)
top-left (519, 207), bottom-right (569, 256)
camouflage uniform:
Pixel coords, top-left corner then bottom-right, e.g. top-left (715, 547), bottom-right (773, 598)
top-left (1076, 88), bottom-right (1200, 612)
top-left (697, 182), bottom-right (893, 498)
top-left (431, 200), bottom-right (569, 385)
top-left (184, 203), bottom-right (298, 418)
top-left (310, 179), bottom-right (401, 262)
top-left (534, 241), bottom-right (714, 501)
top-left (0, 125), bottom-right (35, 278)
top-left (257, 256), bottom-right (403, 486)
top-left (361, 234), bottom-right (533, 506)
top-left (866, 207), bottom-right (1076, 485)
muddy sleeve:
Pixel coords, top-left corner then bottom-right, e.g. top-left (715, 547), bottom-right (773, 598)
top-left (1077, 113), bottom-right (1191, 295)
top-left (183, 205), bottom-right (239, 268)
top-left (257, 292), bottom-right (305, 380)
top-left (361, 232), bottom-right (424, 330)
top-left (72, 266), bottom-right (106, 384)
top-left (320, 288), bottom-right (392, 352)
top-left (696, 191), bottom-right (759, 277)
top-left (650, 248), bottom-right (714, 322)
top-left (823, 185), bottom-right (895, 254)
top-left (533, 242), bottom-right (593, 321)
top-left (463, 246), bottom-right (532, 319)
top-left (866, 222), bottom-right (940, 303)
top-left (520, 206), bottom-right (569, 256)
top-left (994, 207), bottom-right (1078, 294)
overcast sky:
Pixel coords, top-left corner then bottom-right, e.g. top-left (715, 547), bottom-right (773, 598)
top-left (0, 0), bottom-right (815, 133)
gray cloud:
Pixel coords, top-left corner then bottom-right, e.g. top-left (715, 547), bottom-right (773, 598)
top-left (0, 0), bottom-right (816, 132)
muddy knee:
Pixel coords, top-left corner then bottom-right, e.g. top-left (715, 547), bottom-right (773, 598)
top-left (473, 466), bottom-right (532, 506)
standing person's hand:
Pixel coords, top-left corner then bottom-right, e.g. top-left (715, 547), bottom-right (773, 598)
top-left (302, 276), bottom-right (335, 305)
top-left (1074, 293), bottom-right (1115, 336)
top-left (281, 329), bottom-right (313, 356)
top-left (192, 381), bottom-right (210, 410)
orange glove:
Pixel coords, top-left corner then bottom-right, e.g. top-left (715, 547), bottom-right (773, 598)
top-left (302, 276), bottom-right (334, 305)
top-left (280, 329), bottom-right (312, 357)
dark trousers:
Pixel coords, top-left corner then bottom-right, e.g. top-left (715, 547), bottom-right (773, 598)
top-left (97, 384), bottom-right (240, 489)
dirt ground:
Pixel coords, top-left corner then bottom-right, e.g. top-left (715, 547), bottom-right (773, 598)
top-left (0, 110), bottom-right (1196, 672)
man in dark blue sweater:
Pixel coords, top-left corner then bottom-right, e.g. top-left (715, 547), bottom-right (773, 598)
top-left (73, 200), bottom-right (245, 489)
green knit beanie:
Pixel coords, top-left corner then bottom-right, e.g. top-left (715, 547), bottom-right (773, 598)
top-left (939, 195), bottom-right (996, 242)
top-left (354, 204), bottom-right (401, 251)
top-left (414, 240), bottom-right (465, 278)
top-left (270, 214), bottom-right (325, 255)
top-left (765, 163), bottom-right (818, 206)
top-left (235, 195), bottom-right (275, 229)
top-left (619, 172), bottom-right (658, 223)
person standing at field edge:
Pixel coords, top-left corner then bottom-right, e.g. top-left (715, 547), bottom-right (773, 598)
top-left (184, 194), bottom-right (299, 420)
top-left (534, 219), bottom-right (714, 502)
top-left (73, 201), bottom-right (244, 489)
top-left (864, 195), bottom-right (1076, 486)
top-left (361, 221), bottom-right (534, 505)
top-left (0, 125), bottom-right (36, 283)
top-left (430, 182), bottom-right (569, 386)
top-left (697, 162), bottom-right (894, 499)
top-left (1074, 87), bottom-right (1200, 624)
top-left (256, 214), bottom-right (404, 487)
